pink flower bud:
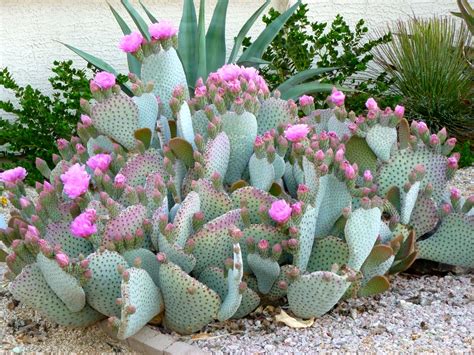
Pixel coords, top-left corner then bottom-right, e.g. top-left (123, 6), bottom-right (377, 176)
top-left (450, 187), bottom-right (461, 200)
top-left (19, 197), bottom-right (30, 209)
top-left (447, 156), bottom-right (458, 169)
top-left (257, 239), bottom-right (269, 251)
top-left (55, 253), bottom-right (69, 268)
top-left (57, 138), bottom-right (69, 150)
top-left (330, 88), bottom-right (345, 106)
top-left (344, 164), bottom-right (357, 180)
top-left (335, 148), bottom-right (345, 162)
top-left (363, 170), bottom-right (373, 182)
top-left (394, 105), bottom-right (405, 118)
top-left (76, 144), bottom-right (86, 154)
top-left (446, 138), bottom-right (456, 147)
top-left (429, 134), bottom-right (439, 145)
top-left (417, 122), bottom-right (428, 135)
top-left (365, 98), bottom-right (379, 111)
top-left (314, 149), bottom-right (325, 161)
top-left (291, 202), bottom-right (303, 215)
top-left (299, 95), bottom-right (314, 106)
top-left (81, 114), bottom-right (92, 127)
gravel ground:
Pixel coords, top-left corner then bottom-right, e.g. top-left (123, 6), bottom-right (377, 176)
top-left (0, 167), bottom-right (472, 353)
top-left (181, 274), bottom-right (474, 353)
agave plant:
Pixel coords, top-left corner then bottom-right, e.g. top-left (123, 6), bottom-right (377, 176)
top-left (1, 18), bottom-right (472, 340)
top-left (63, 0), bottom-right (330, 98)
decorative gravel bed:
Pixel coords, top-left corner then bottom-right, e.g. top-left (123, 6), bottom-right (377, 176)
top-left (0, 167), bottom-right (472, 353)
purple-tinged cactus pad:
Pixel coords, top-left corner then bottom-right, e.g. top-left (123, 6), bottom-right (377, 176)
top-left (119, 149), bottom-right (165, 187)
top-left (231, 186), bottom-right (276, 225)
top-left (9, 264), bottom-right (104, 327)
top-left (37, 253), bottom-right (86, 312)
top-left (193, 179), bottom-right (233, 222)
top-left (201, 209), bottom-right (244, 233)
top-left (117, 267), bottom-right (163, 340)
top-left (84, 250), bottom-right (129, 317)
top-left (241, 224), bottom-right (287, 272)
top-left (103, 204), bottom-right (147, 245)
top-left (157, 232), bottom-right (196, 273)
top-left (87, 135), bottom-right (115, 157)
top-left (159, 261), bottom-right (220, 335)
top-left (91, 94), bottom-right (139, 150)
top-left (44, 221), bottom-right (94, 258)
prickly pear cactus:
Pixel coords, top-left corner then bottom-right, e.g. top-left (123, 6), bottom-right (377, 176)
top-left (1, 33), bottom-right (471, 339)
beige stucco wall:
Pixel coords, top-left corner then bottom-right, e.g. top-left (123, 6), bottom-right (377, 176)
top-left (0, 0), bottom-right (459, 100)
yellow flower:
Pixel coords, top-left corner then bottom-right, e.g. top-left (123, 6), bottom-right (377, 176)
top-left (0, 196), bottom-right (8, 207)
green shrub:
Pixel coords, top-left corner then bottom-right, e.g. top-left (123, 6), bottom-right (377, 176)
top-left (243, 4), bottom-right (393, 110)
top-left (372, 17), bottom-right (473, 143)
top-left (0, 60), bottom-right (92, 184)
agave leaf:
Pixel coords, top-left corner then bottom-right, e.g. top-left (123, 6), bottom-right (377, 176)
top-left (196, 0), bottom-right (207, 81)
top-left (121, 0), bottom-right (151, 41)
top-left (238, 0), bottom-right (302, 64)
top-left (178, 0), bottom-right (198, 87)
top-left (279, 82), bottom-right (337, 100)
top-left (140, 1), bottom-right (158, 23)
top-left (228, 0), bottom-right (270, 64)
top-left (238, 57), bottom-right (271, 66)
top-left (276, 67), bottom-right (338, 93)
top-left (206, 0), bottom-right (229, 73)
top-left (109, 3), bottom-right (141, 75)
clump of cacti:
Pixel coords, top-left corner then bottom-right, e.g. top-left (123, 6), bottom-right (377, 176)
top-left (1, 20), bottom-right (472, 339)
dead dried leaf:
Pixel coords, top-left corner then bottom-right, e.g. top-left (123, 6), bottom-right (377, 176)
top-left (191, 333), bottom-right (212, 340)
top-left (275, 310), bottom-right (314, 328)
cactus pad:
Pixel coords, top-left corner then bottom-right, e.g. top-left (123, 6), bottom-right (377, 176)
top-left (288, 271), bottom-right (351, 318)
top-left (9, 264), bottom-right (104, 327)
top-left (119, 149), bottom-right (165, 187)
top-left (307, 236), bottom-right (349, 272)
top-left (159, 261), bottom-right (220, 334)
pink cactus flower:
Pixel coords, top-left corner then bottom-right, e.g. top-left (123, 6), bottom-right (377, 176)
top-left (299, 95), bottom-right (314, 106)
top-left (76, 144), bottom-right (86, 154)
top-left (365, 98), bottom-right (379, 111)
top-left (93, 72), bottom-right (116, 90)
top-left (257, 239), bottom-right (269, 250)
top-left (330, 88), bottom-right (345, 106)
top-left (0, 167), bottom-right (27, 184)
top-left (194, 85), bottom-right (207, 98)
top-left (119, 31), bottom-right (143, 53)
top-left (60, 163), bottom-right (90, 199)
top-left (19, 197), bottom-right (30, 209)
top-left (87, 154), bottom-right (112, 172)
top-left (149, 20), bottom-right (178, 40)
top-left (284, 124), bottom-right (310, 143)
top-left (55, 253), bottom-right (69, 268)
top-left (70, 209), bottom-right (97, 238)
top-left (394, 105), bottom-right (405, 118)
top-left (268, 200), bottom-right (292, 224)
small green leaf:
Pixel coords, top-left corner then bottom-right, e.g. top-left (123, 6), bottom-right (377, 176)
top-left (206, 0), bottom-right (229, 73)
top-left (109, 3), bottom-right (142, 76)
top-left (169, 137), bottom-right (195, 168)
top-left (279, 82), bottom-right (336, 100)
top-left (134, 128), bottom-right (152, 149)
top-left (178, 0), bottom-right (198, 87)
top-left (121, 0), bottom-right (151, 41)
top-left (139, 1), bottom-right (158, 23)
top-left (277, 67), bottom-right (338, 93)
top-left (196, 0), bottom-right (207, 81)
top-left (228, 0), bottom-right (270, 63)
top-left (238, 0), bottom-right (302, 64)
